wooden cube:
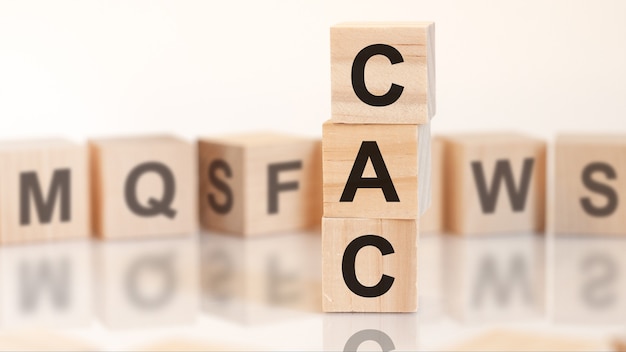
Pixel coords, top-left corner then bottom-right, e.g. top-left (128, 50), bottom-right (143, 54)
top-left (421, 136), bottom-right (444, 233)
top-left (552, 237), bottom-right (626, 324)
top-left (198, 132), bottom-right (322, 236)
top-left (443, 134), bottom-right (546, 235)
top-left (0, 139), bottom-right (89, 244)
top-left (0, 240), bottom-right (92, 328)
top-left (322, 217), bottom-right (417, 312)
top-left (446, 329), bottom-right (606, 352)
top-left (443, 234), bottom-right (545, 323)
top-left (323, 313), bottom-right (418, 351)
top-left (201, 230), bottom-right (320, 324)
top-left (331, 22), bottom-right (435, 124)
top-left (96, 236), bottom-right (198, 328)
top-left (323, 121), bottom-right (431, 220)
top-left (90, 135), bottom-right (196, 239)
top-left (0, 331), bottom-right (97, 351)
top-left (555, 135), bottom-right (626, 235)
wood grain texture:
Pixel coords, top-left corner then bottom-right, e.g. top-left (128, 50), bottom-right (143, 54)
top-left (442, 133), bottom-right (546, 235)
top-left (90, 135), bottom-right (197, 239)
top-left (0, 139), bottom-right (89, 244)
top-left (198, 132), bottom-right (322, 237)
top-left (420, 136), bottom-right (443, 233)
top-left (322, 217), bottom-right (417, 312)
top-left (554, 134), bottom-right (626, 235)
top-left (323, 121), bottom-right (431, 219)
top-left (331, 22), bottom-right (435, 124)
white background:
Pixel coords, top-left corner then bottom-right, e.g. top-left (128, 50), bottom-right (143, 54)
top-left (1, 0), bottom-right (625, 142)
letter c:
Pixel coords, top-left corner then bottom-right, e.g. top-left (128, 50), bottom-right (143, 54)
top-left (351, 44), bottom-right (404, 107)
top-left (342, 235), bottom-right (395, 297)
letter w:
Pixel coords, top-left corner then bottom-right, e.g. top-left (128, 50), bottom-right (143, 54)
top-left (471, 159), bottom-right (534, 214)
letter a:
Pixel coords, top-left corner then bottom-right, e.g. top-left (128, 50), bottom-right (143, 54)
top-left (340, 141), bottom-right (399, 202)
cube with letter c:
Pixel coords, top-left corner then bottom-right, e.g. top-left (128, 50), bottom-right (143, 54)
top-left (331, 22), bottom-right (435, 124)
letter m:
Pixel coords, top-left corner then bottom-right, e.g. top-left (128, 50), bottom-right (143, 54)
top-left (471, 158), bottom-right (535, 214)
top-left (20, 169), bottom-right (71, 225)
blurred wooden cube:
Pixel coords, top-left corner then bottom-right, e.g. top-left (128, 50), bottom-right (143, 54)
top-left (331, 22), bottom-right (435, 124)
top-left (446, 329), bottom-right (606, 352)
top-left (323, 121), bottom-right (431, 220)
top-left (90, 135), bottom-right (197, 239)
top-left (322, 217), bottom-right (417, 312)
top-left (443, 133), bottom-right (546, 235)
top-left (420, 136), bottom-right (443, 233)
top-left (0, 139), bottom-right (89, 244)
top-left (198, 132), bottom-right (321, 236)
top-left (555, 135), bottom-right (626, 235)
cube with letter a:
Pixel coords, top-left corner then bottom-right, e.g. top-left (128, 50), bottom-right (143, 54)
top-left (198, 132), bottom-right (322, 236)
top-left (331, 22), bottom-right (435, 124)
top-left (323, 121), bottom-right (431, 219)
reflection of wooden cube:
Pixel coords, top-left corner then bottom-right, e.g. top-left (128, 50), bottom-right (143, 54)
top-left (90, 135), bottom-right (197, 239)
top-left (331, 22), bottom-right (435, 124)
top-left (421, 137), bottom-right (443, 233)
top-left (0, 241), bottom-right (92, 328)
top-left (324, 313), bottom-right (419, 351)
top-left (0, 139), bottom-right (89, 244)
top-left (419, 233), bottom-right (443, 320)
top-left (200, 231), bottom-right (320, 324)
top-left (442, 134), bottom-right (546, 235)
top-left (198, 133), bottom-right (322, 236)
top-left (323, 121), bottom-right (431, 220)
top-left (443, 235), bottom-right (545, 323)
top-left (555, 135), bottom-right (626, 235)
top-left (96, 236), bottom-right (198, 329)
top-left (322, 217), bottom-right (417, 312)
top-left (552, 237), bottom-right (626, 324)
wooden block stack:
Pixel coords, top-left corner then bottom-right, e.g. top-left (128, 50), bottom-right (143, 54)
top-left (322, 22), bottom-right (435, 312)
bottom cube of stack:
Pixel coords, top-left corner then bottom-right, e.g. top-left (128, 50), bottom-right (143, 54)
top-left (322, 217), bottom-right (418, 312)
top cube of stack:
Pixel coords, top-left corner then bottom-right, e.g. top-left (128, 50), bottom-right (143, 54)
top-left (331, 22), bottom-right (435, 124)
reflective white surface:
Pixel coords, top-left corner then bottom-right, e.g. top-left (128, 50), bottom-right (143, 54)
top-left (0, 231), bottom-right (622, 351)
